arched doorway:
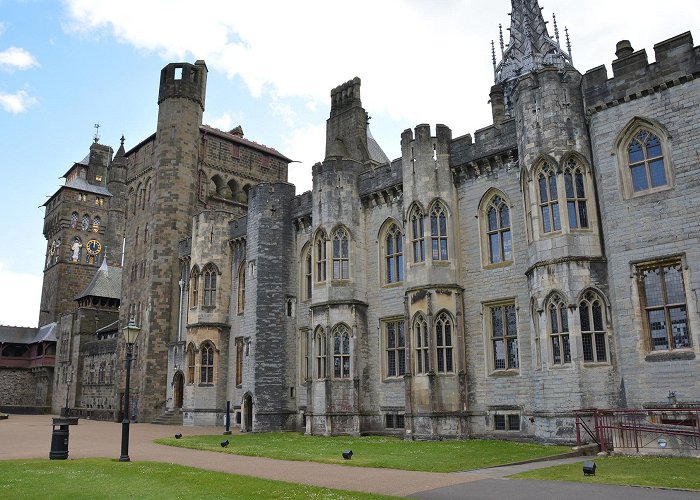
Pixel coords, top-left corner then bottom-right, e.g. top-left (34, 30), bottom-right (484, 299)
top-left (243, 393), bottom-right (253, 432)
top-left (173, 371), bottom-right (184, 409)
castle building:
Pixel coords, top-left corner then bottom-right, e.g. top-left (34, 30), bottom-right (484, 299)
top-left (42, 0), bottom-right (699, 442)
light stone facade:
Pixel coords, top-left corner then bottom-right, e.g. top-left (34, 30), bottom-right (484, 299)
top-left (43, 1), bottom-right (699, 443)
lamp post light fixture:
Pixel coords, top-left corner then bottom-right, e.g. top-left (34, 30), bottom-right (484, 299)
top-left (119, 319), bottom-right (141, 462)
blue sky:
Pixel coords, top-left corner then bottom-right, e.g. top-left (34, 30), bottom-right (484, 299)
top-left (1, 0), bottom-right (697, 327)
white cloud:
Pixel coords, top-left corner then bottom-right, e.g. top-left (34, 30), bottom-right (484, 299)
top-left (60, 0), bottom-right (700, 174)
top-left (0, 262), bottom-right (41, 328)
top-left (0, 89), bottom-right (37, 114)
top-left (0, 46), bottom-right (39, 71)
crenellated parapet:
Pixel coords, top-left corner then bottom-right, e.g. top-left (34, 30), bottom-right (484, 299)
top-left (330, 77), bottom-right (362, 117)
top-left (400, 124), bottom-right (452, 166)
top-left (582, 32), bottom-right (700, 116)
top-left (157, 60), bottom-right (208, 110)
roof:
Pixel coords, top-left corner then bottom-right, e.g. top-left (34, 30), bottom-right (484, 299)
top-left (95, 319), bottom-right (120, 334)
top-left (75, 259), bottom-right (123, 301)
top-left (0, 322), bottom-right (57, 344)
top-left (200, 125), bottom-right (293, 163)
top-left (367, 126), bottom-right (390, 165)
top-left (43, 178), bottom-right (113, 207)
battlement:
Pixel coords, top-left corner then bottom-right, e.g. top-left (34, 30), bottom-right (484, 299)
top-left (582, 32), bottom-right (700, 113)
top-left (330, 77), bottom-right (361, 116)
top-left (359, 158), bottom-right (402, 200)
top-left (400, 124), bottom-right (452, 160)
top-left (157, 60), bottom-right (208, 109)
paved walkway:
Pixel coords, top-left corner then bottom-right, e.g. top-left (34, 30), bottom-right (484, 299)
top-left (0, 415), bottom-right (695, 499)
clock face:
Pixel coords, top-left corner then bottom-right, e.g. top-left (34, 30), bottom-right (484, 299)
top-left (86, 239), bottom-right (102, 255)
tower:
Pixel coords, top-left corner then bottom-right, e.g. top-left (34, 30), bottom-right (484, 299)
top-left (39, 141), bottom-right (115, 327)
top-left (120, 60), bottom-right (208, 421)
top-left (494, 0), bottom-right (614, 415)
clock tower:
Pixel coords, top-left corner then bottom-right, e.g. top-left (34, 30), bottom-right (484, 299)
top-left (39, 140), bottom-right (119, 326)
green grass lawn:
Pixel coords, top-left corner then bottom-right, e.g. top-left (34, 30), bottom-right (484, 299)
top-left (155, 432), bottom-right (571, 472)
top-left (0, 458), bottom-right (397, 499)
top-left (511, 456), bottom-right (700, 490)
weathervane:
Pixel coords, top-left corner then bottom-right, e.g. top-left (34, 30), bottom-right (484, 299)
top-left (94, 123), bottom-right (100, 143)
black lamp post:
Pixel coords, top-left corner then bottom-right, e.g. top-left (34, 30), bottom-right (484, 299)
top-left (119, 319), bottom-right (141, 462)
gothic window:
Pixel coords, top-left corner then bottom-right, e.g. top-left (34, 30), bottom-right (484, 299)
top-left (332, 227), bottom-right (350, 280)
top-left (92, 216), bottom-right (101, 233)
top-left (563, 159), bottom-right (589, 229)
top-left (314, 328), bottom-right (327, 379)
top-left (434, 312), bottom-right (454, 373)
top-left (383, 222), bottom-right (404, 284)
top-left (98, 362), bottom-right (105, 384)
top-left (136, 183), bottom-right (143, 211)
top-left (627, 130), bottom-right (667, 193)
top-left (301, 244), bottom-right (312, 301)
top-left (189, 267), bottom-right (199, 308)
top-left (332, 324), bottom-right (351, 379)
top-left (409, 206), bottom-right (425, 263)
top-left (548, 294), bottom-right (571, 365)
top-left (145, 178), bottom-right (152, 204)
top-left (483, 194), bottom-right (512, 265)
top-left (70, 212), bottom-right (78, 229)
top-left (200, 342), bottom-right (214, 384)
top-left (315, 231), bottom-right (327, 282)
top-left (538, 163), bottom-right (561, 233)
top-left (414, 314), bottom-right (429, 374)
top-left (237, 262), bottom-right (245, 314)
top-left (430, 201), bottom-right (449, 260)
top-left (186, 343), bottom-right (196, 384)
top-left (637, 259), bottom-right (690, 351)
top-left (235, 338), bottom-right (244, 386)
top-left (82, 214), bottom-right (90, 231)
top-left (488, 302), bottom-right (519, 371)
top-left (579, 291), bottom-right (608, 363)
top-left (203, 264), bottom-right (217, 307)
top-left (384, 319), bottom-right (406, 378)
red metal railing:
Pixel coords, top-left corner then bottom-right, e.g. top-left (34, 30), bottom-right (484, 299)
top-left (575, 408), bottom-right (700, 453)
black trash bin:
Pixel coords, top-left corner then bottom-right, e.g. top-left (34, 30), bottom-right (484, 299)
top-left (49, 417), bottom-right (79, 460)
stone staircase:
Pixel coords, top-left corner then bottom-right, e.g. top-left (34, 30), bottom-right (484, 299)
top-left (151, 408), bottom-right (183, 425)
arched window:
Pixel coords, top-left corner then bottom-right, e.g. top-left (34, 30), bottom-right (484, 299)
top-left (145, 178), bottom-right (152, 204)
top-left (548, 294), bottom-right (570, 365)
top-left (136, 182), bottom-right (143, 211)
top-left (190, 267), bottom-right (199, 308)
top-left (237, 262), bottom-right (245, 314)
top-left (627, 130), bottom-right (667, 192)
top-left (98, 362), bottom-right (105, 384)
top-left (92, 216), bottom-right (101, 233)
top-left (332, 324), bottom-right (351, 379)
top-left (414, 314), bottom-right (429, 374)
top-left (409, 206), bottom-right (425, 263)
top-left (200, 342), bottom-right (214, 384)
top-left (186, 344), bottom-right (196, 384)
top-left (384, 223), bottom-right (404, 284)
top-left (315, 231), bottom-right (327, 282)
top-left (579, 291), bottom-right (608, 363)
top-left (485, 194), bottom-right (512, 264)
top-left (203, 265), bottom-right (217, 307)
top-left (332, 227), bottom-right (350, 280)
top-left (314, 328), bottom-right (327, 379)
top-left (563, 159), bottom-right (588, 229)
top-left (384, 319), bottom-right (406, 377)
top-left (82, 214), bottom-right (90, 231)
top-left (434, 312), bottom-right (454, 373)
top-left (538, 163), bottom-right (561, 233)
top-left (300, 244), bottom-right (312, 301)
top-left (430, 202), bottom-right (449, 260)
top-left (70, 212), bottom-right (78, 229)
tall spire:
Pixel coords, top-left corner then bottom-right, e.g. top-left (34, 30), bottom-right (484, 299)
top-left (494, 0), bottom-right (573, 87)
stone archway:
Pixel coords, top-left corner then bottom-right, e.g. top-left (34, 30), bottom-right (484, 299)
top-left (243, 393), bottom-right (253, 432)
top-left (173, 371), bottom-right (184, 409)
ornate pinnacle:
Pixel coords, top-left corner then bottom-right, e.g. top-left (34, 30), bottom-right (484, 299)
top-left (499, 23), bottom-right (505, 55)
top-left (553, 13), bottom-right (560, 44)
top-left (491, 40), bottom-right (497, 69)
top-left (565, 26), bottom-right (572, 61)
